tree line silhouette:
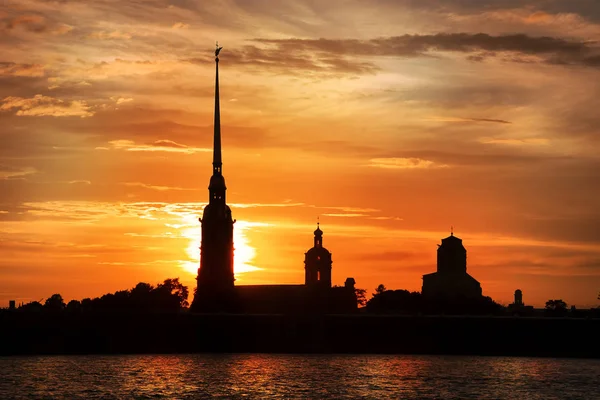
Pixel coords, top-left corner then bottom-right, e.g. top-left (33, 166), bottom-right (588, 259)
top-left (8, 280), bottom-right (600, 317)
top-left (17, 278), bottom-right (188, 313)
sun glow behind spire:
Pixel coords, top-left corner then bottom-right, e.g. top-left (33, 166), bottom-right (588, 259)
top-left (180, 216), bottom-right (266, 278)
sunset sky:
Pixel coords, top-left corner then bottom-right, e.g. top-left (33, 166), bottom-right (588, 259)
top-left (2, 0), bottom-right (600, 308)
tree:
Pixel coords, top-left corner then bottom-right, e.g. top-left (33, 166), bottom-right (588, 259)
top-left (355, 288), bottom-right (367, 307)
top-left (545, 299), bottom-right (568, 316)
top-left (66, 300), bottom-right (81, 312)
top-left (19, 301), bottom-right (43, 312)
top-left (156, 278), bottom-right (189, 309)
top-left (373, 284), bottom-right (387, 298)
top-left (44, 294), bottom-right (65, 311)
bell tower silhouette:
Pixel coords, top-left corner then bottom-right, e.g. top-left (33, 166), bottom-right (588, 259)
top-left (304, 221), bottom-right (333, 288)
top-left (191, 43), bottom-right (236, 312)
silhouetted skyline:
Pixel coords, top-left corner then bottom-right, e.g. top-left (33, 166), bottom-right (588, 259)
top-left (1, 1), bottom-right (600, 308)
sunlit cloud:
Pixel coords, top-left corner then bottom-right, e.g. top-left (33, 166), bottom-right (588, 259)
top-left (323, 213), bottom-right (368, 217)
top-left (371, 216), bottom-right (404, 221)
top-left (172, 22), bottom-right (189, 29)
top-left (105, 140), bottom-right (211, 154)
top-left (479, 138), bottom-right (550, 146)
top-left (114, 97), bottom-right (134, 105)
top-left (0, 166), bottom-right (37, 180)
top-left (367, 158), bottom-right (450, 169)
top-left (121, 182), bottom-right (196, 192)
top-left (0, 62), bottom-right (45, 77)
top-left (426, 117), bottom-right (511, 124)
top-left (0, 95), bottom-right (94, 117)
top-left (87, 30), bottom-right (133, 40)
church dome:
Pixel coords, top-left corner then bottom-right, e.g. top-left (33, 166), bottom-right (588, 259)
top-left (306, 246), bottom-right (330, 257)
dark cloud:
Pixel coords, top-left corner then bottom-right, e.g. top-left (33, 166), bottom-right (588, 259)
top-left (182, 33), bottom-right (600, 77)
top-left (375, 0), bottom-right (600, 23)
top-left (249, 34), bottom-right (600, 69)
top-left (0, 62), bottom-right (45, 77)
top-left (185, 48), bottom-right (379, 77)
top-left (2, 14), bottom-right (47, 33)
top-left (467, 118), bottom-right (511, 124)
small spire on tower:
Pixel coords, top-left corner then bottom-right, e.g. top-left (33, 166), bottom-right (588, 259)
top-left (451, 225), bottom-right (454, 236)
top-left (314, 216), bottom-right (323, 237)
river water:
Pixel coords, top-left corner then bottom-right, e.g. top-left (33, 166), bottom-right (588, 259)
top-left (1, 354), bottom-right (598, 399)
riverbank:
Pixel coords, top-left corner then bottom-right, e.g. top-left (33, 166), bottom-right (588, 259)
top-left (1, 312), bottom-right (598, 358)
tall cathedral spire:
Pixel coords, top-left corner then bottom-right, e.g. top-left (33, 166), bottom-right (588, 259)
top-left (213, 42), bottom-right (223, 174)
top-left (208, 42), bottom-right (227, 204)
top-left (192, 43), bottom-right (235, 312)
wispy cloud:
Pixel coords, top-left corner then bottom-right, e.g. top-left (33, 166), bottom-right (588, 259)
top-left (480, 138), bottom-right (550, 145)
top-left (427, 117), bottom-right (512, 124)
top-left (322, 213), bottom-right (368, 217)
top-left (0, 95), bottom-right (93, 117)
top-left (0, 62), bottom-right (45, 77)
top-left (105, 139), bottom-right (211, 154)
top-left (0, 165), bottom-right (37, 179)
top-left (87, 30), bottom-right (133, 40)
top-left (368, 158), bottom-right (450, 169)
top-left (121, 182), bottom-right (196, 192)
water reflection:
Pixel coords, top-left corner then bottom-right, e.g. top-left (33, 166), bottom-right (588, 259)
top-left (2, 355), bottom-right (599, 399)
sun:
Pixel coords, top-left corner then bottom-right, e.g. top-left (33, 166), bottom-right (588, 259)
top-left (179, 218), bottom-right (264, 279)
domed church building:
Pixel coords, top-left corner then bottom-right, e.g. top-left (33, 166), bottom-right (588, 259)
top-left (421, 231), bottom-right (483, 299)
top-left (304, 223), bottom-right (332, 288)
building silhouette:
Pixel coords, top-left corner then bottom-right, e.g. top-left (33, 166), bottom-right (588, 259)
top-left (422, 232), bottom-right (482, 299)
top-left (514, 289), bottom-right (523, 306)
top-left (234, 223), bottom-right (357, 314)
top-left (191, 45), bottom-right (236, 312)
top-left (191, 47), bottom-right (356, 314)
top-left (304, 223), bottom-right (332, 288)
top-left (508, 288), bottom-right (534, 315)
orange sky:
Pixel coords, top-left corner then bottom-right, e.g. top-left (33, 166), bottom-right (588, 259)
top-left (1, 0), bottom-right (600, 308)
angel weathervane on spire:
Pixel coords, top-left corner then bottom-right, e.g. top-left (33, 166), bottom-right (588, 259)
top-left (215, 41), bottom-right (223, 59)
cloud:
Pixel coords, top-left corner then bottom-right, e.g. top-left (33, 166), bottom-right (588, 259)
top-left (0, 62), bottom-right (45, 77)
top-left (322, 213), bottom-right (368, 217)
top-left (427, 117), bottom-right (512, 124)
top-left (172, 22), bottom-right (189, 29)
top-left (0, 165), bottom-right (37, 180)
top-left (371, 216), bottom-right (404, 221)
top-left (1, 14), bottom-right (72, 35)
top-left (114, 97), bottom-right (133, 105)
top-left (0, 95), bottom-right (93, 117)
top-left (184, 47), bottom-right (379, 76)
top-left (121, 182), bottom-right (196, 192)
top-left (246, 33), bottom-right (600, 70)
top-left (480, 138), bottom-right (550, 145)
top-left (105, 139), bottom-right (211, 154)
top-left (87, 31), bottom-right (133, 40)
top-left (2, 14), bottom-right (46, 33)
top-left (368, 157), bottom-right (449, 169)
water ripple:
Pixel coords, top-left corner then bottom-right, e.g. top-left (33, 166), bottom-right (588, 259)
top-left (1, 354), bottom-right (599, 399)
